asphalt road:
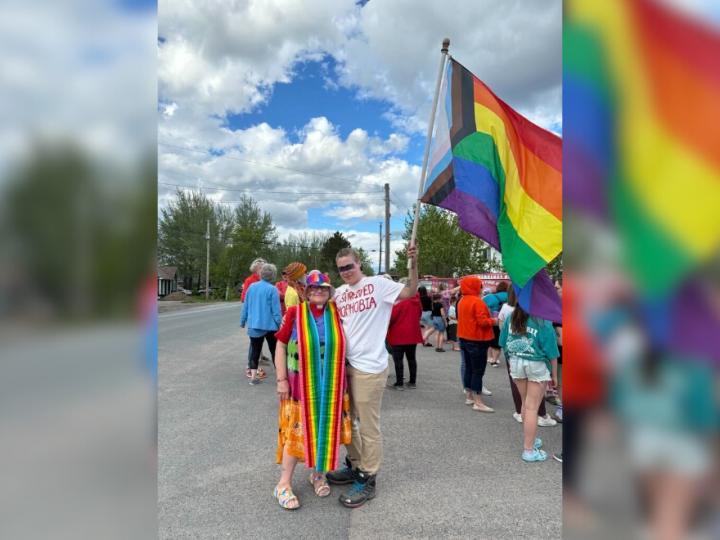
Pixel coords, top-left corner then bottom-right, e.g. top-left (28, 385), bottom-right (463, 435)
top-left (159, 302), bottom-right (562, 539)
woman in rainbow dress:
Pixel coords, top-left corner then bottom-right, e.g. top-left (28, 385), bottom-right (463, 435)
top-left (272, 270), bottom-right (351, 510)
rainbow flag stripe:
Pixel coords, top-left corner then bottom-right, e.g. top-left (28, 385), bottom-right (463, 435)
top-left (296, 301), bottom-right (346, 472)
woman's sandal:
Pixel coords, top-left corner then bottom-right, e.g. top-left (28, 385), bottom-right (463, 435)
top-left (246, 368), bottom-right (267, 379)
top-left (309, 473), bottom-right (331, 497)
top-left (274, 485), bottom-right (300, 510)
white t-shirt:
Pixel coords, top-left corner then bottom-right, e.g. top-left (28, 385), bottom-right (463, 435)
top-left (497, 304), bottom-right (515, 327)
top-left (334, 276), bottom-right (405, 373)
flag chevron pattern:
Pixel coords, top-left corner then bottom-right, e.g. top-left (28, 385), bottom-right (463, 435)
top-left (422, 58), bottom-right (562, 288)
top-left (296, 301), bottom-right (346, 472)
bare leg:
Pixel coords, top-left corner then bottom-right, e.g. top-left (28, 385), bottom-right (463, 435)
top-left (423, 328), bottom-right (436, 343)
top-left (521, 380), bottom-right (546, 450)
top-left (276, 447), bottom-right (299, 508)
top-left (436, 331), bottom-right (445, 349)
top-left (515, 377), bottom-right (527, 414)
top-left (650, 471), bottom-right (701, 540)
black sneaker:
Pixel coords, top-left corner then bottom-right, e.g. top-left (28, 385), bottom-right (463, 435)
top-left (339, 471), bottom-right (376, 508)
top-left (326, 458), bottom-right (356, 485)
top-left (405, 382), bottom-right (416, 389)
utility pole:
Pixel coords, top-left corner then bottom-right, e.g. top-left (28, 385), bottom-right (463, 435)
top-left (384, 183), bottom-right (390, 273)
top-left (205, 219), bottom-right (210, 300)
top-left (378, 222), bottom-right (383, 274)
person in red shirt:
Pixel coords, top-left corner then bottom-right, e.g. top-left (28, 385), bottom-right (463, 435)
top-left (457, 275), bottom-right (496, 412)
top-left (386, 281), bottom-right (423, 390)
top-left (275, 279), bottom-right (288, 315)
top-left (241, 258), bottom-right (265, 303)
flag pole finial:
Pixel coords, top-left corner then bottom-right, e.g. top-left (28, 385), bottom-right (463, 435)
top-left (442, 38), bottom-right (450, 53)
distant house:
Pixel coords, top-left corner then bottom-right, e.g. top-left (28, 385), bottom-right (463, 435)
top-left (158, 265), bottom-right (178, 297)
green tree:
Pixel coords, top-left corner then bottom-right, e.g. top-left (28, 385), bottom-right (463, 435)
top-left (321, 231), bottom-right (351, 269)
top-left (158, 190), bottom-right (227, 290)
top-left (547, 253), bottom-right (563, 284)
top-left (320, 231), bottom-right (352, 283)
top-left (1, 143), bottom-right (156, 318)
top-left (3, 145), bottom-right (99, 316)
top-left (222, 195), bottom-right (277, 293)
top-left (393, 205), bottom-right (491, 277)
top-left (270, 232), bottom-right (328, 273)
top-left (356, 247), bottom-right (374, 277)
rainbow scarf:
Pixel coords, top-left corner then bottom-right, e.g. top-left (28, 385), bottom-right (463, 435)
top-left (296, 301), bottom-right (346, 472)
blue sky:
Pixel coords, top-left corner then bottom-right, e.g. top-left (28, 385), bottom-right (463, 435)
top-left (228, 58), bottom-right (395, 143)
top-left (158, 0), bottom-right (562, 272)
top-left (226, 56), bottom-right (421, 239)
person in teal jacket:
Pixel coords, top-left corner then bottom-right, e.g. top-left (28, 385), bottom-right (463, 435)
top-left (241, 263), bottom-right (283, 384)
top-left (500, 304), bottom-right (559, 462)
top-left (483, 283), bottom-right (509, 367)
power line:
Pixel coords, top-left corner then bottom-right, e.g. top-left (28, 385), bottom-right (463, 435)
top-left (159, 141), bottom-right (397, 185)
top-left (159, 228), bottom-right (331, 251)
top-left (213, 199), bottom-right (386, 204)
top-left (158, 181), bottom-right (382, 195)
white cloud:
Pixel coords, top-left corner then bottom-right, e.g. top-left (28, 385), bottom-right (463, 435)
top-left (0, 1), bottom-right (157, 174)
top-left (162, 102), bottom-right (178, 118)
top-left (159, 116), bottom-right (419, 230)
top-left (332, 0), bottom-right (562, 133)
top-left (158, 0), bottom-right (359, 117)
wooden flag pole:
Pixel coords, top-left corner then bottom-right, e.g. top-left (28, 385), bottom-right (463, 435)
top-left (408, 38), bottom-right (450, 269)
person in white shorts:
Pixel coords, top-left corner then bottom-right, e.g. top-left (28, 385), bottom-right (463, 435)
top-left (499, 304), bottom-right (559, 462)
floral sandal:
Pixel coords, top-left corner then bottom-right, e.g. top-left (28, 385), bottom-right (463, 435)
top-left (309, 473), bottom-right (331, 497)
top-left (273, 485), bottom-right (300, 510)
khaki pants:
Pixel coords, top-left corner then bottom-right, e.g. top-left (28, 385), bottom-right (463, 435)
top-left (346, 364), bottom-right (388, 475)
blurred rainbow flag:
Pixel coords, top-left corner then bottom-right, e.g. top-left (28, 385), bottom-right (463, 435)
top-left (565, 0), bottom-right (720, 296)
top-left (565, 0), bottom-right (720, 363)
top-left (421, 57), bottom-right (562, 322)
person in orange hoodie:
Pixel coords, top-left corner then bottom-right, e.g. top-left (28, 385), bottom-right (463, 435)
top-left (457, 276), bottom-right (496, 412)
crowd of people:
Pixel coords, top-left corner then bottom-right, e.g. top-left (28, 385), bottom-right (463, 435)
top-left (238, 248), bottom-right (562, 511)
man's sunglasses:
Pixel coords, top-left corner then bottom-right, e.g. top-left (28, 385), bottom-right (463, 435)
top-left (337, 263), bottom-right (355, 273)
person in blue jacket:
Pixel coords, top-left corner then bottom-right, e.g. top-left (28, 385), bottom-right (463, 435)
top-left (241, 263), bottom-right (283, 385)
